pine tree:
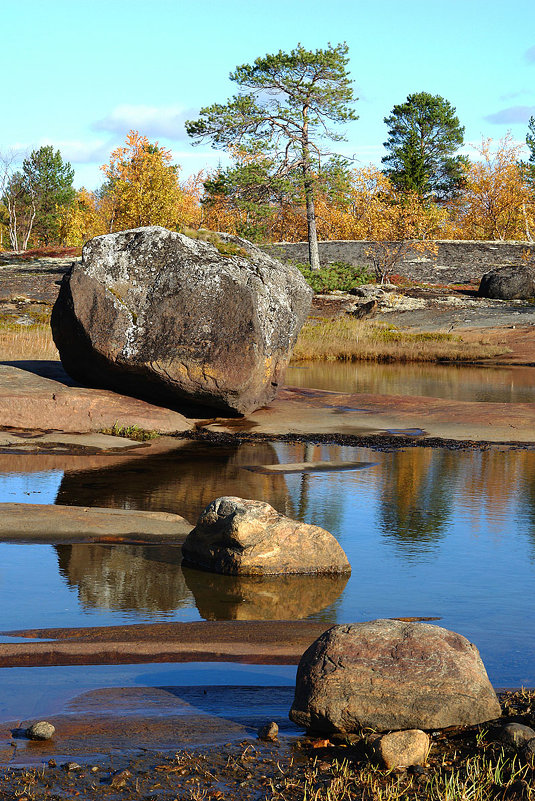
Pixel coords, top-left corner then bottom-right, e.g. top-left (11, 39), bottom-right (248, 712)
top-left (382, 92), bottom-right (467, 201)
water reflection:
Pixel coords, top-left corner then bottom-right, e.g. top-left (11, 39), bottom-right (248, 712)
top-left (286, 362), bottom-right (535, 404)
top-left (56, 544), bottom-right (193, 615)
top-left (378, 449), bottom-right (457, 558)
top-left (56, 442), bottom-right (294, 522)
top-left (183, 566), bottom-right (348, 621)
top-left (2, 439), bottom-right (535, 684)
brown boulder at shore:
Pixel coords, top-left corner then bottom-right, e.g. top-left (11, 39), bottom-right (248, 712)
top-left (181, 496), bottom-right (351, 575)
top-left (290, 619), bottom-right (501, 733)
top-left (51, 226), bottom-right (312, 415)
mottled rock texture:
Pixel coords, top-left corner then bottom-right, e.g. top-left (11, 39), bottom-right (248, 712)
top-left (26, 721), bottom-right (55, 740)
top-left (376, 729), bottom-right (430, 769)
top-left (51, 227), bottom-right (312, 414)
top-left (478, 265), bottom-right (535, 300)
top-left (290, 619), bottom-right (501, 733)
top-left (181, 496), bottom-right (351, 575)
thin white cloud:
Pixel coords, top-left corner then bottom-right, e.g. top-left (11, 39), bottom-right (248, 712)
top-left (525, 45), bottom-right (535, 63)
top-left (7, 138), bottom-right (113, 165)
top-left (484, 105), bottom-right (535, 124)
top-left (93, 104), bottom-right (196, 140)
top-left (499, 89), bottom-right (533, 102)
top-left (39, 138), bottom-right (112, 164)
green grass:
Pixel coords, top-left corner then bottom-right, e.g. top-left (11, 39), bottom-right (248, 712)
top-left (99, 422), bottom-right (160, 441)
top-left (296, 261), bottom-right (375, 294)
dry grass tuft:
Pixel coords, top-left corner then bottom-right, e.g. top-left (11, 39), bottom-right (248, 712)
top-left (0, 323), bottom-right (58, 361)
top-left (293, 317), bottom-right (509, 364)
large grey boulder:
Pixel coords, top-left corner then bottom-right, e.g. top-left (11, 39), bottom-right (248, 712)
top-left (51, 227), bottom-right (312, 415)
top-left (478, 265), bottom-right (535, 300)
top-left (181, 496), bottom-right (351, 575)
top-left (290, 619), bottom-right (501, 733)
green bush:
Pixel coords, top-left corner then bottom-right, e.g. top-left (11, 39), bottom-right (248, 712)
top-left (296, 261), bottom-right (375, 294)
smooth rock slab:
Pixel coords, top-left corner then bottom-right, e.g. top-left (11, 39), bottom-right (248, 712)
top-left (181, 496), bottom-right (351, 575)
top-left (290, 619), bottom-right (501, 733)
top-left (51, 226), bottom-right (312, 414)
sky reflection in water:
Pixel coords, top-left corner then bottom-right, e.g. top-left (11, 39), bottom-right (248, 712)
top-left (0, 441), bottom-right (534, 686)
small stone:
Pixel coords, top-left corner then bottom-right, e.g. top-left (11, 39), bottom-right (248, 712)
top-left (499, 723), bottom-right (535, 748)
top-left (48, 759), bottom-right (57, 768)
top-left (64, 762), bottom-right (82, 771)
top-left (90, 765), bottom-right (99, 773)
top-left (26, 721), bottom-right (55, 740)
top-left (258, 721), bottom-right (279, 741)
top-left (376, 729), bottom-right (430, 770)
top-left (110, 768), bottom-right (132, 787)
top-left (520, 738), bottom-right (535, 765)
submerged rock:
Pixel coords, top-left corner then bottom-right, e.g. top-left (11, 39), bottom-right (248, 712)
top-left (51, 226), bottom-right (312, 415)
top-left (290, 619), bottom-right (501, 733)
top-left (181, 496), bottom-right (351, 575)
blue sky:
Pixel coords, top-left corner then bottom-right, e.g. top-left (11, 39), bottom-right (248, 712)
top-left (3, 0), bottom-right (534, 189)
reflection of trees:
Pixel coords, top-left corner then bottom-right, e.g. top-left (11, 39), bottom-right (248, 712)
top-left (183, 566), bottom-right (348, 621)
top-left (516, 452), bottom-right (535, 558)
top-left (274, 442), bottom-right (351, 535)
top-left (378, 449), bottom-right (459, 556)
top-left (56, 544), bottom-right (192, 614)
top-left (56, 441), bottom-right (293, 523)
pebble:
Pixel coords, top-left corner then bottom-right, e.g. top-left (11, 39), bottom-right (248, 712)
top-left (258, 721), bottom-right (279, 741)
top-left (498, 723), bottom-right (535, 748)
top-left (110, 768), bottom-right (132, 787)
top-left (64, 762), bottom-right (82, 772)
top-left (376, 729), bottom-right (430, 770)
top-left (26, 721), bottom-right (55, 740)
top-left (521, 739), bottom-right (535, 765)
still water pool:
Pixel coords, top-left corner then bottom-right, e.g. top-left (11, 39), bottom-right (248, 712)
top-left (0, 440), bottom-right (534, 687)
top-left (286, 362), bottom-right (535, 403)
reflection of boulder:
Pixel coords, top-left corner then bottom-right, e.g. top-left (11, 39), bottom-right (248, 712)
top-left (56, 442), bottom-right (294, 523)
top-left (56, 544), bottom-right (192, 613)
top-left (183, 566), bottom-right (348, 620)
top-left (51, 226), bottom-right (312, 414)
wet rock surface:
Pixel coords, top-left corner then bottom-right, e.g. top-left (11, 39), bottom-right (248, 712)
top-left (182, 496), bottom-right (351, 575)
top-left (290, 619), bottom-right (501, 733)
top-left (51, 226), bottom-right (312, 414)
top-left (0, 689), bottom-right (534, 801)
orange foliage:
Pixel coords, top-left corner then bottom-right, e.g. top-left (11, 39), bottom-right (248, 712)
top-left (446, 134), bottom-right (535, 240)
top-left (100, 130), bottom-right (201, 233)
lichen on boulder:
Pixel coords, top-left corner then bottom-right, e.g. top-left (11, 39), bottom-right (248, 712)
top-left (51, 226), bottom-right (312, 415)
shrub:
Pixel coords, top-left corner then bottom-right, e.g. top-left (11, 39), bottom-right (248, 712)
top-left (296, 261), bottom-right (375, 293)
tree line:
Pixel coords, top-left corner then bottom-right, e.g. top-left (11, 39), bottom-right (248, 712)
top-left (2, 42), bottom-right (535, 264)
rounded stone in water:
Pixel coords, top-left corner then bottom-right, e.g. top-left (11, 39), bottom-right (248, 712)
top-left (27, 720), bottom-right (55, 740)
